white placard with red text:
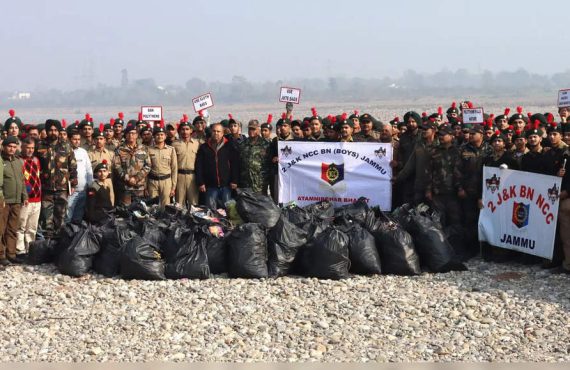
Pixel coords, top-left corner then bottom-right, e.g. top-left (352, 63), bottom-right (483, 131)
top-left (278, 141), bottom-right (393, 210)
top-left (558, 89), bottom-right (570, 108)
top-left (478, 166), bottom-right (561, 259)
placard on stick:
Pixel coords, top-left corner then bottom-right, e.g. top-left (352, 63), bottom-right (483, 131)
top-left (279, 87), bottom-right (301, 104)
top-left (558, 89), bottom-right (570, 108)
top-left (141, 106), bottom-right (162, 122)
top-left (462, 107), bottom-right (485, 124)
top-left (192, 92), bottom-right (214, 112)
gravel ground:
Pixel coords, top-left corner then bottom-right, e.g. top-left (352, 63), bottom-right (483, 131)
top-left (0, 258), bottom-right (568, 362)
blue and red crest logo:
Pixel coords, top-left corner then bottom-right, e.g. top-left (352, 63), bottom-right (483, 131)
top-left (512, 202), bottom-right (530, 228)
top-left (321, 163), bottom-right (344, 186)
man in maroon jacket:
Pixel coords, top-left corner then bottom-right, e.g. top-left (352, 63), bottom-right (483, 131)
top-left (195, 123), bottom-right (239, 210)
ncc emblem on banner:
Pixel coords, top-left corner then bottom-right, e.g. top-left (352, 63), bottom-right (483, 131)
top-left (321, 163), bottom-right (344, 186)
top-left (485, 174), bottom-right (500, 193)
top-left (512, 202), bottom-right (530, 228)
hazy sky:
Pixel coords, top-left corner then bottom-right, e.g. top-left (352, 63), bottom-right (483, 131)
top-left (2, 0), bottom-right (569, 91)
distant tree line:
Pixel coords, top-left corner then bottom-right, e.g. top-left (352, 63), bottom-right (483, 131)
top-left (3, 68), bottom-right (570, 108)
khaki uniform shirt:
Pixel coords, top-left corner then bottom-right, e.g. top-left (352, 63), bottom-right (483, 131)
top-left (172, 138), bottom-right (200, 171)
top-left (148, 144), bottom-right (178, 189)
top-left (88, 147), bottom-right (114, 173)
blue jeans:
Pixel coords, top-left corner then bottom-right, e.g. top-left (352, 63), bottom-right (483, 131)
top-left (204, 187), bottom-right (232, 210)
top-left (66, 190), bottom-right (87, 223)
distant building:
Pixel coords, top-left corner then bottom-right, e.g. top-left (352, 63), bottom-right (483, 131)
top-left (10, 92), bottom-right (31, 100)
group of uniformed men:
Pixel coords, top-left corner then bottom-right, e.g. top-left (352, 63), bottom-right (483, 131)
top-left (0, 102), bottom-right (569, 273)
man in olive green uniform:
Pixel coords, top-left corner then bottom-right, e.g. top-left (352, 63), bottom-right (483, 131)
top-left (173, 121), bottom-right (200, 207)
top-left (113, 124), bottom-right (151, 206)
top-left (353, 113), bottom-right (381, 142)
top-left (239, 120), bottom-right (271, 194)
top-left (147, 125), bottom-right (178, 207)
top-left (36, 119), bottom-right (78, 239)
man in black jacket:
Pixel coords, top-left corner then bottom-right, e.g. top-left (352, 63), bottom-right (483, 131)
top-left (196, 123), bottom-right (240, 210)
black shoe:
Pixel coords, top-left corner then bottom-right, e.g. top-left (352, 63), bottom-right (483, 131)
top-left (9, 254), bottom-right (27, 264)
top-left (0, 259), bottom-right (12, 267)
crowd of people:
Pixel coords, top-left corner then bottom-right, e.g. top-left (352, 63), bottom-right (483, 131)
top-left (0, 102), bottom-right (569, 274)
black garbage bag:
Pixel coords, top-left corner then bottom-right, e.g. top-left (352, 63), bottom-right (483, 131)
top-left (344, 223), bottom-right (382, 275)
top-left (27, 239), bottom-right (58, 265)
top-left (267, 215), bottom-right (308, 277)
top-left (334, 197), bottom-right (370, 225)
top-left (227, 223), bottom-right (268, 278)
top-left (56, 223), bottom-right (84, 254)
top-left (202, 230), bottom-right (228, 274)
top-left (163, 226), bottom-right (195, 262)
top-left (302, 227), bottom-right (351, 280)
top-left (236, 189), bottom-right (281, 228)
top-left (141, 219), bottom-right (168, 249)
top-left (57, 225), bottom-right (101, 277)
top-left (120, 235), bottom-right (166, 280)
top-left (281, 205), bottom-right (312, 225)
top-left (165, 235), bottom-right (210, 280)
top-left (303, 201), bottom-right (335, 220)
top-left (298, 219), bottom-right (330, 241)
top-left (93, 220), bottom-right (134, 277)
top-left (407, 209), bottom-right (467, 273)
top-left (372, 213), bottom-right (420, 276)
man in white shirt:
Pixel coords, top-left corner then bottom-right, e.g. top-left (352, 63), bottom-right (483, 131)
top-left (66, 131), bottom-right (93, 223)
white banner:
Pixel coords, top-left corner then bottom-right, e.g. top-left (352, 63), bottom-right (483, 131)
top-left (478, 166), bottom-right (562, 259)
top-left (278, 142), bottom-right (393, 210)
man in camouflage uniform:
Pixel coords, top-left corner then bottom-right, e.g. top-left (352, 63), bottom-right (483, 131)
top-left (147, 125), bottom-right (177, 207)
top-left (36, 119), bottom-right (78, 239)
top-left (353, 113), bottom-right (381, 142)
top-left (424, 124), bottom-right (462, 229)
top-left (112, 124), bottom-right (151, 206)
top-left (239, 120), bottom-right (271, 194)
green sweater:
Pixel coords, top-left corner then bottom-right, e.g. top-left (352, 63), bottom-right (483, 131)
top-left (1, 153), bottom-right (27, 204)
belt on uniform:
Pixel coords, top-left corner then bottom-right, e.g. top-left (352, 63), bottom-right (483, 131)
top-left (178, 169), bottom-right (195, 175)
top-left (148, 173), bottom-right (171, 181)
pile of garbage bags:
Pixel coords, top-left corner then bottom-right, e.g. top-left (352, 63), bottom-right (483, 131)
top-left (28, 190), bottom-right (466, 280)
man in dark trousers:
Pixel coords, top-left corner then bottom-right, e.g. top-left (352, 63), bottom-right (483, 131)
top-left (196, 123), bottom-right (240, 210)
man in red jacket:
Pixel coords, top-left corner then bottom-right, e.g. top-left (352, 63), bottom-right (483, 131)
top-left (195, 123), bottom-right (239, 210)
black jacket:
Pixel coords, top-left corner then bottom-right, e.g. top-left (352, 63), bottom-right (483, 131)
top-left (196, 138), bottom-right (240, 188)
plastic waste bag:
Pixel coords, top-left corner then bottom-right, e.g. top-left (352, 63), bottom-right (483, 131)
top-left (27, 239), bottom-right (58, 265)
top-left (334, 197), bottom-right (370, 225)
top-left (303, 200), bottom-right (335, 221)
top-left (302, 227), bottom-right (350, 280)
top-left (57, 225), bottom-right (100, 277)
top-left (236, 189), bottom-right (281, 228)
top-left (267, 215), bottom-right (308, 277)
top-left (93, 220), bottom-right (134, 277)
top-left (344, 223), bottom-right (382, 275)
top-left (165, 236), bottom-right (210, 280)
top-left (227, 223), bottom-right (268, 278)
top-left (120, 235), bottom-right (166, 280)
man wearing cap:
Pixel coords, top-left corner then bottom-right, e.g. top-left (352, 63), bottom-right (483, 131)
top-left (457, 124), bottom-right (491, 259)
top-left (394, 120), bottom-right (438, 204)
top-left (349, 111), bottom-right (361, 134)
top-left (307, 110), bottom-right (325, 141)
top-left (290, 120), bottom-right (303, 139)
top-left (424, 124), bottom-right (462, 229)
top-left (85, 160), bottom-right (114, 225)
top-left (260, 122), bottom-right (273, 142)
top-left (511, 129), bottom-right (528, 167)
top-left (321, 117), bottom-right (339, 142)
top-left (399, 111), bottom-right (422, 166)
top-left (147, 125), bottom-right (177, 207)
top-left (173, 121), bottom-right (200, 207)
top-left (353, 113), bottom-right (380, 142)
top-left (165, 123), bottom-right (178, 146)
top-left (446, 102), bottom-right (460, 121)
top-left (0, 136), bottom-right (28, 266)
top-left (66, 131), bottom-right (93, 223)
top-left (113, 113), bottom-right (125, 143)
top-left (543, 122), bottom-right (568, 176)
top-left (338, 119), bottom-right (355, 142)
top-left (113, 124), bottom-right (151, 206)
top-left (36, 119), bottom-right (77, 239)
top-left (139, 124), bottom-right (154, 147)
top-left (226, 117), bottom-right (246, 148)
top-left (79, 114), bottom-right (95, 151)
top-left (239, 120), bottom-right (271, 194)
top-left (269, 115), bottom-right (294, 201)
top-left (88, 128), bottom-right (115, 204)
top-left (104, 121), bottom-right (119, 152)
top-left (196, 123), bottom-right (240, 209)
top-left (192, 115), bottom-right (207, 144)
top-left (521, 123), bottom-right (547, 175)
